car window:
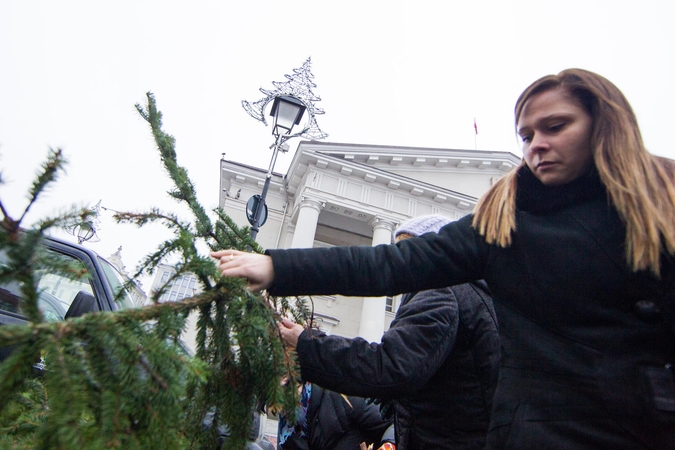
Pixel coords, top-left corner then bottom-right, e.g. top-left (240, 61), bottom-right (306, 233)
top-left (0, 249), bottom-right (94, 322)
top-left (97, 257), bottom-right (136, 310)
top-left (35, 262), bottom-right (94, 321)
top-left (0, 280), bottom-right (23, 315)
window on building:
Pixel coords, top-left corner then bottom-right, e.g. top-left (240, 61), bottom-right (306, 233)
top-left (161, 271), bottom-right (169, 283)
top-left (385, 296), bottom-right (394, 313)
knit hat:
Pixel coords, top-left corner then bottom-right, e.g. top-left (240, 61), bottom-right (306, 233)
top-left (394, 214), bottom-right (452, 238)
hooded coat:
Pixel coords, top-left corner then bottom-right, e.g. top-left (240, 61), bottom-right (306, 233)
top-left (294, 281), bottom-right (499, 449)
top-left (279, 384), bottom-right (390, 450)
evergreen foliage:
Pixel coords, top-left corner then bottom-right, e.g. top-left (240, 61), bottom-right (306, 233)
top-left (0, 94), bottom-right (312, 449)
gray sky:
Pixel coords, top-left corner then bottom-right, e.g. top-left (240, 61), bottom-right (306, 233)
top-left (1, 0), bottom-right (673, 290)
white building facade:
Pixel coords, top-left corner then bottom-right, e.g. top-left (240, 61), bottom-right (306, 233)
top-left (149, 264), bottom-right (200, 304)
top-left (106, 246), bottom-right (147, 307)
top-left (219, 141), bottom-right (520, 342)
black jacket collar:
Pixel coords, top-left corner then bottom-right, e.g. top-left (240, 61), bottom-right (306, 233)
top-left (515, 165), bottom-right (606, 214)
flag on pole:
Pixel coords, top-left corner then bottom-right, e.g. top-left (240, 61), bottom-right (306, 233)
top-left (474, 118), bottom-right (478, 135)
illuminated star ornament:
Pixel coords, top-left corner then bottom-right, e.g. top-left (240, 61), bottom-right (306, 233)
top-left (242, 57), bottom-right (328, 141)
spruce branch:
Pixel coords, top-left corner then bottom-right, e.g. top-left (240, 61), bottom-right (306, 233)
top-left (22, 148), bottom-right (68, 228)
top-left (0, 92), bottom-right (306, 450)
top-left (127, 92), bottom-right (295, 448)
top-left (0, 292), bottom-right (211, 347)
top-left (135, 93), bottom-right (213, 239)
top-left (0, 148), bottom-right (68, 240)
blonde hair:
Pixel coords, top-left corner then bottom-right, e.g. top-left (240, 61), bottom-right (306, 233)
top-left (472, 68), bottom-right (675, 276)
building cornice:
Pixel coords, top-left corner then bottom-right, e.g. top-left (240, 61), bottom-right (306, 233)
top-left (291, 140), bottom-right (521, 172)
top-left (286, 148), bottom-right (479, 207)
top-left (220, 159), bottom-right (286, 194)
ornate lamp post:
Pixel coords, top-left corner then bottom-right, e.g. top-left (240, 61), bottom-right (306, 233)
top-left (242, 58), bottom-right (327, 241)
top-left (246, 96), bottom-right (307, 240)
top-left (74, 221), bottom-right (97, 244)
top-left (65, 200), bottom-right (102, 244)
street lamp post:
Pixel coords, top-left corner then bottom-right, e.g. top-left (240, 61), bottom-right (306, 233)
top-left (248, 96), bottom-right (306, 241)
top-left (241, 58), bottom-right (328, 242)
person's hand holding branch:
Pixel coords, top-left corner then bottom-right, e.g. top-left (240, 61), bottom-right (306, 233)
top-left (278, 317), bottom-right (304, 349)
top-left (210, 249), bottom-right (274, 292)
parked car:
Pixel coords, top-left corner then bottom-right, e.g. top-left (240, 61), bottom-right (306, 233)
top-left (0, 235), bottom-right (137, 357)
top-left (0, 234), bottom-right (271, 448)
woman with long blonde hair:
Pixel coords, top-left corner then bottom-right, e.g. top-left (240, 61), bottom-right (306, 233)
top-left (213, 69), bottom-right (675, 449)
top-left (474, 69), bottom-right (675, 275)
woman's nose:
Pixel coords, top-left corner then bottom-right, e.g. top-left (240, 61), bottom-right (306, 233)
top-left (529, 133), bottom-right (550, 153)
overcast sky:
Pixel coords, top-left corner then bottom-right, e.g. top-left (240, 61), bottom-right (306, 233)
top-left (1, 1), bottom-right (673, 290)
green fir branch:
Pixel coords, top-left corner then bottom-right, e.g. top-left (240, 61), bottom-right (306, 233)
top-left (0, 92), bottom-right (306, 450)
top-left (1, 148), bottom-right (68, 236)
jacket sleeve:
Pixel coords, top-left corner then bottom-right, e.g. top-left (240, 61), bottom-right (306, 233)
top-left (267, 214), bottom-right (489, 298)
top-left (346, 395), bottom-right (393, 441)
top-left (295, 287), bottom-right (460, 399)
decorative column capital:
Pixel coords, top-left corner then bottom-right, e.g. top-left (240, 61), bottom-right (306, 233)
top-left (370, 216), bottom-right (397, 234)
top-left (298, 196), bottom-right (325, 215)
top-left (291, 196), bottom-right (325, 249)
top-left (370, 216), bottom-right (397, 246)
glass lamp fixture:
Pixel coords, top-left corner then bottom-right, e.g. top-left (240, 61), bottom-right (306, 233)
top-left (270, 95), bottom-right (306, 136)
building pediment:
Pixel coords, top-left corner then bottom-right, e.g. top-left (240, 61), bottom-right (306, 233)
top-left (286, 141), bottom-right (520, 201)
top-left (295, 141), bottom-right (520, 172)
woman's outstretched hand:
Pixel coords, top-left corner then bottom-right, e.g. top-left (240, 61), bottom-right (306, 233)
top-left (210, 250), bottom-right (274, 292)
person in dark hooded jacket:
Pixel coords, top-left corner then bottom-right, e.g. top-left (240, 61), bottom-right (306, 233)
top-left (277, 215), bottom-right (500, 449)
top-left (277, 382), bottom-right (391, 450)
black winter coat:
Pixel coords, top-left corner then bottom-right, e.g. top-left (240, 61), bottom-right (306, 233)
top-left (294, 282), bottom-right (499, 449)
top-left (280, 384), bottom-right (390, 450)
top-left (268, 168), bottom-right (675, 449)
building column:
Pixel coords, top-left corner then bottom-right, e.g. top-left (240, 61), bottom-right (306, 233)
top-left (358, 218), bottom-right (396, 342)
top-left (290, 197), bottom-right (324, 249)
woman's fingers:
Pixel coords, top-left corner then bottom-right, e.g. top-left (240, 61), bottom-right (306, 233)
top-left (210, 250), bottom-right (274, 292)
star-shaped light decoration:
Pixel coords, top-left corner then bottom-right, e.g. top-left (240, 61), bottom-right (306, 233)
top-left (242, 57), bottom-right (328, 141)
